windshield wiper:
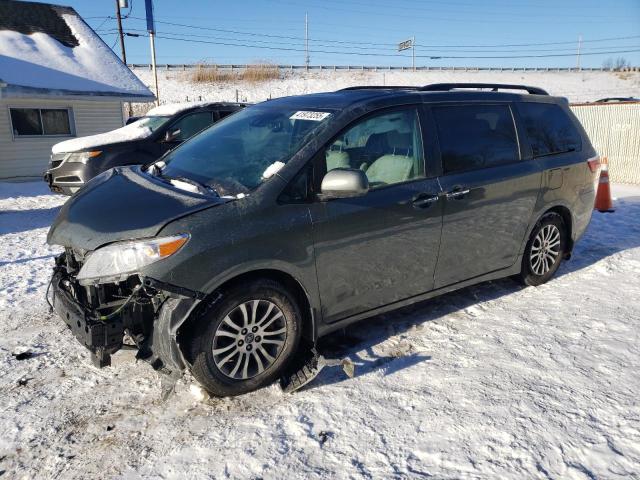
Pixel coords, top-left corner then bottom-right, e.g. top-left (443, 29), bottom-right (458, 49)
top-left (149, 166), bottom-right (219, 197)
top-left (170, 175), bottom-right (220, 197)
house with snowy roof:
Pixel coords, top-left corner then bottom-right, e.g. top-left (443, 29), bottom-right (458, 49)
top-left (0, 0), bottom-right (154, 179)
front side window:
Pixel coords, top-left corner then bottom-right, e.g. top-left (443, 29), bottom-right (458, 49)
top-left (324, 108), bottom-right (425, 188)
top-left (433, 104), bottom-right (519, 174)
top-left (158, 105), bottom-right (334, 196)
top-left (169, 111), bottom-right (213, 142)
top-left (518, 102), bottom-right (582, 157)
top-left (10, 108), bottom-right (73, 137)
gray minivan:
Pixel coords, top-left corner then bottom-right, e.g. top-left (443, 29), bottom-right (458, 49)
top-left (46, 83), bottom-right (600, 396)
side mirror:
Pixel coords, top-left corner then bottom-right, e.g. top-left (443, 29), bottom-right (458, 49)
top-left (164, 129), bottom-right (181, 142)
top-left (319, 168), bottom-right (369, 200)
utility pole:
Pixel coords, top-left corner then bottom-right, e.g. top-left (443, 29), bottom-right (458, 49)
top-left (145, 0), bottom-right (159, 105)
top-left (305, 13), bottom-right (309, 71)
top-left (115, 0), bottom-right (127, 64)
top-left (412, 35), bottom-right (415, 71)
top-left (149, 33), bottom-right (159, 106)
top-left (576, 34), bottom-right (582, 71)
top-left (115, 0), bottom-right (131, 117)
top-left (150, 32), bottom-right (159, 105)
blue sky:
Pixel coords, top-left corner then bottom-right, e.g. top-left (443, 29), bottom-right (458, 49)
top-left (50, 0), bottom-right (640, 68)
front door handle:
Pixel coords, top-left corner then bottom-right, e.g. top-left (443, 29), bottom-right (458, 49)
top-left (444, 188), bottom-right (470, 200)
top-left (412, 192), bottom-right (440, 208)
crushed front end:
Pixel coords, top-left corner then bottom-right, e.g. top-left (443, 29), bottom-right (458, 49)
top-left (49, 249), bottom-right (202, 373)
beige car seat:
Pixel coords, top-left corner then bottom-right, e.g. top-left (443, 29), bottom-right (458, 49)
top-left (365, 154), bottom-right (413, 185)
top-left (326, 150), bottom-right (350, 171)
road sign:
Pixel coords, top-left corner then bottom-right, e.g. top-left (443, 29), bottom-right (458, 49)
top-left (144, 0), bottom-right (155, 33)
top-left (398, 39), bottom-right (413, 52)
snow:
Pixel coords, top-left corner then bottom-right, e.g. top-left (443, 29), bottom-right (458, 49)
top-left (0, 13), bottom-right (152, 98)
top-left (132, 68), bottom-right (640, 107)
top-left (51, 100), bottom-right (223, 153)
top-left (145, 101), bottom-right (213, 116)
top-left (262, 161), bottom-right (286, 179)
top-left (1, 181), bottom-right (640, 478)
top-left (168, 178), bottom-right (200, 194)
top-left (51, 121), bottom-right (152, 154)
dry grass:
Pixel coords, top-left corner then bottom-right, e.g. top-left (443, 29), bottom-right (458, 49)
top-left (616, 72), bottom-right (633, 80)
top-left (190, 63), bottom-right (279, 83)
top-left (242, 63), bottom-right (279, 82)
top-left (191, 64), bottom-right (236, 83)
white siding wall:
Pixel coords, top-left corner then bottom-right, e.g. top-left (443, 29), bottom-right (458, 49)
top-left (571, 103), bottom-right (640, 184)
top-left (0, 98), bottom-right (124, 179)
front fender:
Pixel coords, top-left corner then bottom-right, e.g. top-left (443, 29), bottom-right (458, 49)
top-left (146, 192), bottom-right (322, 336)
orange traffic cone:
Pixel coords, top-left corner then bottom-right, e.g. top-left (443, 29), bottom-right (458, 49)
top-left (594, 157), bottom-right (615, 213)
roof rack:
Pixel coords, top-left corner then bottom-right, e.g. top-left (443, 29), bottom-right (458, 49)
top-left (339, 85), bottom-right (420, 91)
top-left (420, 83), bottom-right (549, 95)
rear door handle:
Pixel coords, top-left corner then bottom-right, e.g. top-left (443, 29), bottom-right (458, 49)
top-left (412, 192), bottom-right (440, 208)
top-left (444, 188), bottom-right (470, 200)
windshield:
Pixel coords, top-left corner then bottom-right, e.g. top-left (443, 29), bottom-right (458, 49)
top-left (156, 106), bottom-right (334, 196)
top-left (135, 115), bottom-right (171, 132)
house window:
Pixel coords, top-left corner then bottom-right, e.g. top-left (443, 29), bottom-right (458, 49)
top-left (9, 108), bottom-right (74, 137)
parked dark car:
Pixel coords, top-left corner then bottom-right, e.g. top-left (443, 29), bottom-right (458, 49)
top-left (46, 83), bottom-right (600, 397)
top-left (595, 97), bottom-right (639, 103)
top-left (44, 102), bottom-right (246, 195)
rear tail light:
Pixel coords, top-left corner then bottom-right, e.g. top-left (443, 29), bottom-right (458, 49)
top-left (587, 156), bottom-right (601, 173)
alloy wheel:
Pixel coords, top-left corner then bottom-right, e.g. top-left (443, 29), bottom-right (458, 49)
top-left (211, 299), bottom-right (287, 380)
top-left (530, 224), bottom-right (561, 276)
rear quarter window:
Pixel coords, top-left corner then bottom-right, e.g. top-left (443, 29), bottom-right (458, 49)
top-left (518, 102), bottom-right (582, 157)
top-left (433, 104), bottom-right (519, 174)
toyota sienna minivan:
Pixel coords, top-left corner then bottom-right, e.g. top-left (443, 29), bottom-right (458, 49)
top-left (46, 83), bottom-right (600, 396)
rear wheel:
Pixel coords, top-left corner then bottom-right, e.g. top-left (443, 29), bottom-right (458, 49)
top-left (189, 279), bottom-right (302, 397)
top-left (519, 212), bottom-right (567, 286)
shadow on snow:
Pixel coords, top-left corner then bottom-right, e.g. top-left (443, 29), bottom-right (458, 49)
top-left (0, 207), bottom-right (60, 236)
top-left (306, 198), bottom-right (640, 390)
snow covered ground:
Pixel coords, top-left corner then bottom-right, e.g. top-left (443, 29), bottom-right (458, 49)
top-left (1, 181), bottom-right (640, 479)
top-left (132, 68), bottom-right (640, 111)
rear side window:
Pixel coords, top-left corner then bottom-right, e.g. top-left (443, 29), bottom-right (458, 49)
top-left (518, 103), bottom-right (581, 157)
top-left (433, 104), bottom-right (519, 174)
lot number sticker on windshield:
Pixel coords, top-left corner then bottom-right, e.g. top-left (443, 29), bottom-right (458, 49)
top-left (290, 111), bottom-right (331, 121)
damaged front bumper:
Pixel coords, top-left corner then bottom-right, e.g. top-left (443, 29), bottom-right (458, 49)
top-left (49, 252), bottom-right (203, 373)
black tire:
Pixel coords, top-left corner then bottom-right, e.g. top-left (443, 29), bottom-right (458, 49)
top-left (519, 212), bottom-right (567, 286)
top-left (189, 279), bottom-right (302, 397)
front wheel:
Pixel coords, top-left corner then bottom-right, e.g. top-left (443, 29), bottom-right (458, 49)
top-left (189, 279), bottom-right (302, 397)
top-left (518, 212), bottom-right (567, 286)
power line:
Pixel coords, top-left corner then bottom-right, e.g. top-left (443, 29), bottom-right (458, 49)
top-left (127, 15), bottom-right (313, 42)
top-left (415, 35), bottom-right (640, 49)
top-left (97, 28), bottom-right (394, 51)
top-left (148, 33), bottom-right (640, 59)
top-left (121, 16), bottom-right (640, 50)
top-left (93, 15), bottom-right (114, 31)
top-left (271, 0), bottom-right (638, 25)
top-left (312, 0), bottom-right (635, 22)
top-left (98, 28), bottom-right (639, 54)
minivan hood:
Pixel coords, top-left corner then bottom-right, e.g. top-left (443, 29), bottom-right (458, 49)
top-left (47, 166), bottom-right (224, 251)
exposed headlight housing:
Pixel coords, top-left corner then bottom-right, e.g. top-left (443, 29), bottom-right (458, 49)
top-left (76, 234), bottom-right (189, 285)
top-left (65, 151), bottom-right (102, 164)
